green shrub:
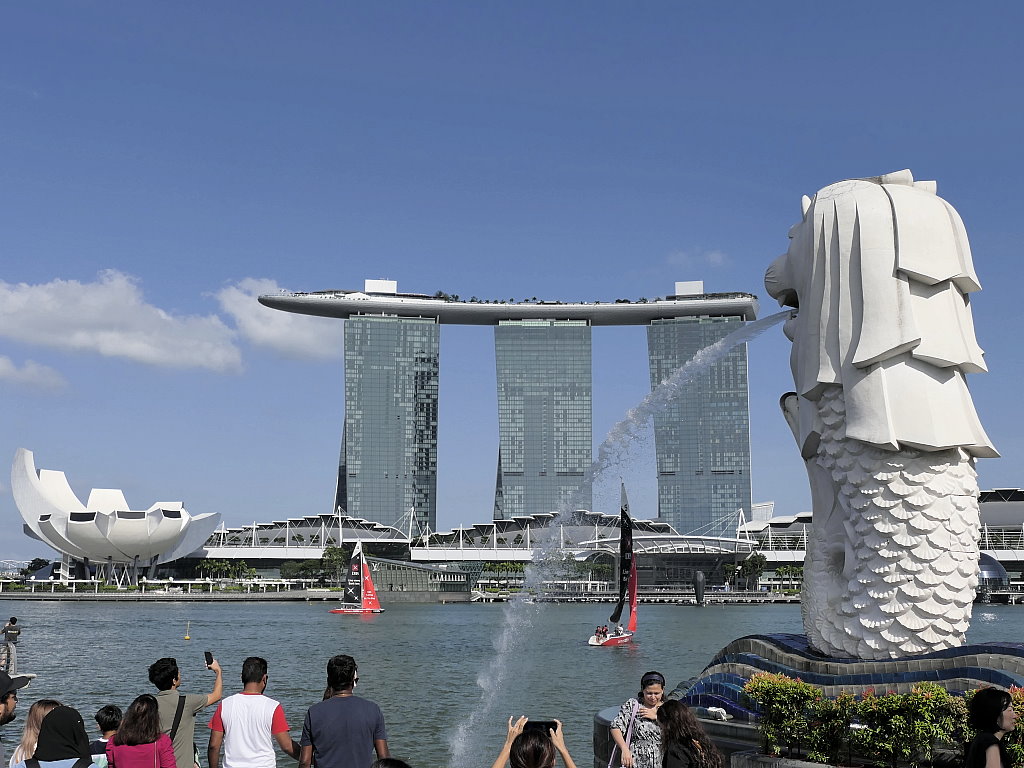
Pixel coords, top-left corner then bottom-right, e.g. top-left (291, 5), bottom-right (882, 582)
top-left (747, 676), bottom-right (975, 767)
top-left (743, 672), bottom-right (822, 756)
top-left (850, 684), bottom-right (957, 768)
top-left (805, 692), bottom-right (857, 764)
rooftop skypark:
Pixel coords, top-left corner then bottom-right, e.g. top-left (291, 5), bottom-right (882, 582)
top-left (258, 279), bottom-right (759, 325)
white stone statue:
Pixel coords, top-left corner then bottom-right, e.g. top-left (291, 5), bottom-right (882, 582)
top-left (764, 170), bottom-right (998, 659)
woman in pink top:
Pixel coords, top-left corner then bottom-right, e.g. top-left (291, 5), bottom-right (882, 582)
top-left (106, 696), bottom-right (175, 768)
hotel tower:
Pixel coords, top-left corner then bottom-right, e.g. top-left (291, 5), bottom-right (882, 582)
top-left (260, 280), bottom-right (756, 535)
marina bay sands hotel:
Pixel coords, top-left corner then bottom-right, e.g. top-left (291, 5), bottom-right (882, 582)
top-left (260, 280), bottom-right (758, 537)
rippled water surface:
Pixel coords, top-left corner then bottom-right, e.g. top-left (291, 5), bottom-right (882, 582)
top-left (3, 600), bottom-right (1021, 767)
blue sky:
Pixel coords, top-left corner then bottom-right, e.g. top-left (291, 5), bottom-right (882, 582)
top-left (2, 2), bottom-right (1023, 561)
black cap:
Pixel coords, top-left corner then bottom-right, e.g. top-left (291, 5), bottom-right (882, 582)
top-left (0, 670), bottom-right (30, 699)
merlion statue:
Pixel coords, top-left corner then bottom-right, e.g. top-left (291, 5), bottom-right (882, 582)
top-left (765, 169), bottom-right (998, 660)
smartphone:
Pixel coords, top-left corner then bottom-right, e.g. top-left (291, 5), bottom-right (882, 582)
top-left (522, 719), bottom-right (558, 735)
top-left (204, 651), bottom-right (214, 667)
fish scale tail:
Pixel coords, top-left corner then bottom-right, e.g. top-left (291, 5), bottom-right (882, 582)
top-left (807, 386), bottom-right (980, 659)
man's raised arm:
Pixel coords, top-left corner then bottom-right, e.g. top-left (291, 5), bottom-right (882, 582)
top-left (204, 659), bottom-right (223, 706)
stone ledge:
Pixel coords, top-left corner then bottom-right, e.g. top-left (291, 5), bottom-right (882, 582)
top-left (729, 751), bottom-right (824, 768)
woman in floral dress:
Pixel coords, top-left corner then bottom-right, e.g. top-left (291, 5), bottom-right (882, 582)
top-left (610, 671), bottom-right (666, 768)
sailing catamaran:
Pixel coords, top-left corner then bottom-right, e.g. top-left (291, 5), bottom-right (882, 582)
top-left (329, 541), bottom-right (384, 614)
top-left (588, 485), bottom-right (636, 646)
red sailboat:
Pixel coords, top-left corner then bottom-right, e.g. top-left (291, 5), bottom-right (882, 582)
top-left (329, 541), bottom-right (384, 614)
top-left (589, 485), bottom-right (636, 646)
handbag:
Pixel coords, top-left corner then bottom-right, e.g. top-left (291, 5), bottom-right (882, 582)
top-left (607, 699), bottom-right (640, 768)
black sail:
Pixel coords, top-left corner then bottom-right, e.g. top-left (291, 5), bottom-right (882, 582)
top-left (609, 485), bottom-right (633, 624)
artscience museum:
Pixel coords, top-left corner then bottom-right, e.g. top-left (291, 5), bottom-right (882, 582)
top-left (11, 448), bottom-right (221, 584)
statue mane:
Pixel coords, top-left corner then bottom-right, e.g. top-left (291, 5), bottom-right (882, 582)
top-left (766, 169), bottom-right (997, 459)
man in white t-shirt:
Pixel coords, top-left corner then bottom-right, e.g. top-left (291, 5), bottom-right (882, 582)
top-left (207, 657), bottom-right (298, 768)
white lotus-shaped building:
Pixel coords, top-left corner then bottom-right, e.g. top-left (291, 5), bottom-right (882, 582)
top-left (11, 448), bottom-right (220, 571)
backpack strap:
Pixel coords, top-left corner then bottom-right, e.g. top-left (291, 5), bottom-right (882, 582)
top-left (169, 695), bottom-right (187, 741)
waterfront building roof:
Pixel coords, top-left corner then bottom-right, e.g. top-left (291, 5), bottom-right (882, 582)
top-left (258, 288), bottom-right (759, 325)
top-left (188, 508), bottom-right (756, 564)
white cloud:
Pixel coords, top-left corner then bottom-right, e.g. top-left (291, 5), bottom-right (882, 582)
top-left (216, 278), bottom-right (344, 360)
top-left (0, 356), bottom-right (68, 391)
top-left (0, 271), bottom-right (243, 373)
top-left (666, 248), bottom-right (731, 269)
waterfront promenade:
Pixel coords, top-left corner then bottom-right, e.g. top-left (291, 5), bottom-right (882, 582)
top-left (0, 579), bottom-right (798, 604)
top-left (0, 580), bottom-right (464, 602)
top-left (3, 581), bottom-right (1023, 604)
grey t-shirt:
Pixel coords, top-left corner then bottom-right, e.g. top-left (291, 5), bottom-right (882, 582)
top-left (156, 690), bottom-right (209, 768)
top-left (300, 696), bottom-right (386, 768)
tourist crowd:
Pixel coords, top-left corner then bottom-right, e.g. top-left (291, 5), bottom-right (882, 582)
top-left (4, 661), bottom-right (1017, 768)
top-left (0, 654), bottom-right (404, 768)
top-left (0, 663), bottom-right (728, 768)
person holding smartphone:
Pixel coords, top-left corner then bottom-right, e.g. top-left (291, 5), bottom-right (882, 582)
top-left (149, 655), bottom-right (223, 768)
top-left (490, 716), bottom-right (576, 768)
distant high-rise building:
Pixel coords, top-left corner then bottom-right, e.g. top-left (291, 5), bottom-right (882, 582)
top-left (493, 319), bottom-right (592, 519)
top-left (261, 279), bottom-right (757, 534)
top-left (647, 315), bottom-right (752, 536)
top-left (336, 315), bottom-right (439, 531)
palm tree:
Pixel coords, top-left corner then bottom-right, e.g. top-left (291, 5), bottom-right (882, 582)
top-left (743, 553), bottom-right (767, 590)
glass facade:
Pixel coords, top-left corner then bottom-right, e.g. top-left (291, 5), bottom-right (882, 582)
top-left (337, 315), bottom-right (439, 531)
top-left (493, 320), bottom-right (592, 519)
top-left (368, 558), bottom-right (472, 594)
top-left (647, 316), bottom-right (751, 536)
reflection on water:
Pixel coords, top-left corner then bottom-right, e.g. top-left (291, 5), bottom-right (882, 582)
top-left (4, 600), bottom-right (1021, 767)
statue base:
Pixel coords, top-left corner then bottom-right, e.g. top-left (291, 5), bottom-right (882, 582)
top-left (678, 633), bottom-right (1024, 722)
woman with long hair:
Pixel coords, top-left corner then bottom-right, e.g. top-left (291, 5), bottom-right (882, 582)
top-left (610, 671), bottom-right (666, 768)
top-left (9, 705), bottom-right (95, 768)
top-left (490, 716), bottom-right (576, 768)
top-left (105, 695), bottom-right (175, 768)
top-left (8, 699), bottom-right (62, 767)
top-left (656, 700), bottom-right (723, 768)
top-left (966, 687), bottom-right (1018, 768)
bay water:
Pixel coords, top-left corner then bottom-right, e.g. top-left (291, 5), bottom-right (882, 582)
top-left (4, 600), bottom-right (1022, 767)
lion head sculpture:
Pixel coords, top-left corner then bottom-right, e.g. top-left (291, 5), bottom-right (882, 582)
top-left (765, 169), bottom-right (996, 460)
